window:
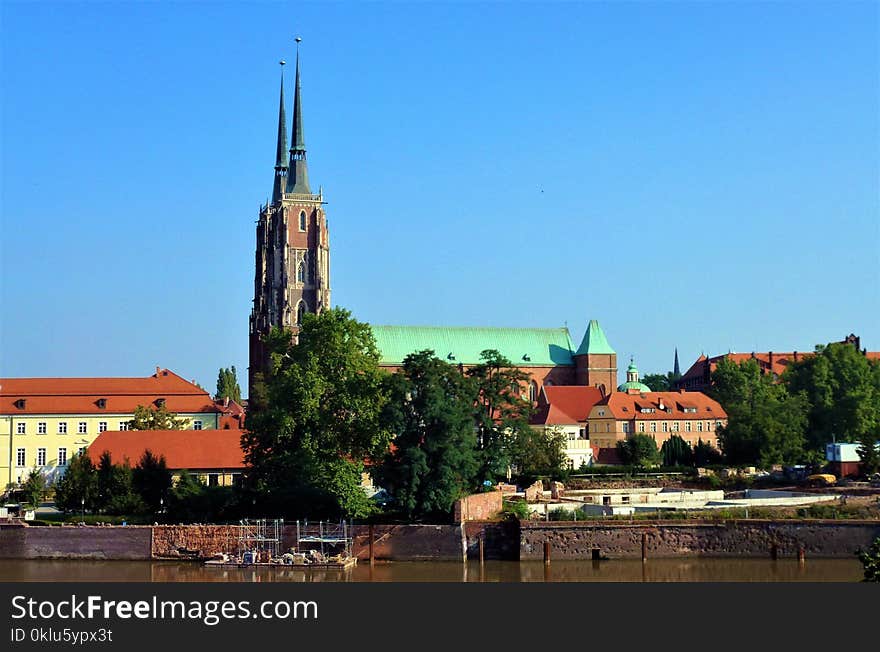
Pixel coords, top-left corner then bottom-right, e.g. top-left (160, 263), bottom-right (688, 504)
top-left (193, 420), bottom-right (203, 431)
top-left (297, 260), bottom-right (306, 283)
top-left (38, 422), bottom-right (47, 434)
top-left (528, 381), bottom-right (538, 403)
top-left (605, 423), bottom-right (610, 433)
top-left (622, 422), bottom-right (630, 434)
top-left (650, 422), bottom-right (657, 433)
top-left (77, 447), bottom-right (86, 456)
top-left (58, 422), bottom-right (67, 434)
top-left (118, 421), bottom-right (129, 431)
top-left (638, 422), bottom-right (645, 433)
top-left (621, 496), bottom-right (631, 504)
top-left (598, 409), bottom-right (605, 417)
top-left (98, 422), bottom-right (108, 433)
top-left (568, 431), bottom-right (576, 441)
top-left (16, 422), bottom-right (26, 434)
top-left (662, 422), bottom-right (668, 433)
top-left (37, 448), bottom-right (46, 466)
top-left (579, 428), bottom-right (586, 439)
top-left (58, 448), bottom-right (67, 466)
top-left (208, 474), bottom-right (219, 487)
top-left (78, 422), bottom-right (87, 434)
top-left (697, 421), bottom-right (703, 432)
top-left (671, 422), bottom-right (679, 432)
top-left (299, 210), bottom-right (306, 231)
top-left (685, 421), bottom-right (692, 432)
top-left (16, 449), bottom-right (25, 467)
top-left (297, 301), bottom-right (307, 327)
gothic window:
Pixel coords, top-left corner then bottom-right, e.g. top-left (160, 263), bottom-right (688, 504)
top-left (297, 260), bottom-right (306, 283)
top-left (299, 211), bottom-right (307, 231)
top-left (528, 381), bottom-right (538, 403)
top-left (297, 300), bottom-right (308, 327)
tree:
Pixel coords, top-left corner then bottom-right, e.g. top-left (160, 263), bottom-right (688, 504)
top-left (660, 435), bottom-right (693, 467)
top-left (94, 451), bottom-right (144, 515)
top-left (242, 308), bottom-right (391, 519)
top-left (53, 453), bottom-right (98, 513)
top-left (856, 432), bottom-right (880, 475)
top-left (616, 434), bottom-right (660, 467)
top-left (784, 342), bottom-right (880, 459)
top-left (857, 537), bottom-right (880, 582)
top-left (510, 426), bottom-right (568, 483)
top-left (693, 439), bottom-right (723, 466)
top-left (132, 450), bottom-right (172, 515)
top-left (215, 366), bottom-right (242, 404)
top-left (376, 350), bottom-right (480, 521)
top-left (128, 405), bottom-right (188, 430)
top-left (642, 373), bottom-right (671, 392)
top-left (21, 469), bottom-right (46, 510)
top-left (467, 349), bottom-right (534, 482)
top-left (713, 357), bottom-right (809, 466)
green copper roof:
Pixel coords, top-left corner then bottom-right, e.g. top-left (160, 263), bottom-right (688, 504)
top-left (370, 325), bottom-right (576, 367)
top-left (618, 380), bottom-right (652, 393)
top-left (290, 53), bottom-right (305, 152)
top-left (575, 319), bottom-right (615, 356)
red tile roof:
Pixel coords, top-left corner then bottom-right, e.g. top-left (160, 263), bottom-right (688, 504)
top-left (86, 429), bottom-right (246, 470)
top-left (0, 368), bottom-right (218, 415)
top-left (597, 390), bottom-right (727, 421)
top-left (531, 386), bottom-right (604, 425)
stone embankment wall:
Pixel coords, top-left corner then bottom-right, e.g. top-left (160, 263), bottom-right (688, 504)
top-left (0, 524), bottom-right (151, 560)
top-left (351, 525), bottom-right (463, 561)
top-left (464, 520), bottom-right (520, 560)
top-left (520, 520), bottom-right (880, 560)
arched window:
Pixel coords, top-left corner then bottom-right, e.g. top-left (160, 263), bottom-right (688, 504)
top-left (528, 381), bottom-right (538, 403)
top-left (299, 211), bottom-right (307, 231)
top-left (296, 301), bottom-right (307, 327)
top-left (297, 260), bottom-right (306, 283)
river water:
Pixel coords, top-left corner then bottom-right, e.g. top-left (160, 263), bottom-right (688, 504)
top-left (0, 558), bottom-right (864, 582)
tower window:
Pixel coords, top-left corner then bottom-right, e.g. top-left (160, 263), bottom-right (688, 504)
top-left (298, 260), bottom-right (306, 283)
top-left (528, 381), bottom-right (537, 403)
top-left (297, 301), bottom-right (307, 327)
top-left (299, 211), bottom-right (306, 231)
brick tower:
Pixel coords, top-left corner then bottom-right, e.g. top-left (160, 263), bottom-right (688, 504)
top-left (249, 45), bottom-right (331, 394)
top-left (572, 319), bottom-right (618, 396)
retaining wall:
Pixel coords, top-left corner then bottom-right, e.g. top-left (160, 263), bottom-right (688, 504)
top-left (0, 525), bottom-right (151, 560)
top-left (520, 520), bottom-right (880, 560)
top-left (351, 524), bottom-right (463, 561)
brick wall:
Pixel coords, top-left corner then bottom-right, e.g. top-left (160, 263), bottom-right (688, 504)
top-left (351, 524), bottom-right (463, 561)
top-left (0, 525), bottom-right (151, 560)
top-left (454, 491), bottom-right (503, 522)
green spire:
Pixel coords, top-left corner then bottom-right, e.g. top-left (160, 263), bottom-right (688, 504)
top-left (275, 63), bottom-right (288, 170)
top-left (286, 41), bottom-right (311, 194)
top-left (575, 319), bottom-right (616, 356)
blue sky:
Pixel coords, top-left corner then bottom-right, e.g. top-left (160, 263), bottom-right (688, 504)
top-left (2, 1), bottom-right (878, 394)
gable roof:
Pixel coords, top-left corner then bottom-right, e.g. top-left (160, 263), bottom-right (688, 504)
top-left (532, 386), bottom-right (605, 425)
top-left (370, 325), bottom-right (575, 367)
top-left (86, 429), bottom-right (246, 470)
top-left (0, 368), bottom-right (217, 415)
top-left (595, 391), bottom-right (727, 421)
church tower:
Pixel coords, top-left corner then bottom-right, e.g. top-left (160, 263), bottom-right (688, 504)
top-left (249, 44), bottom-right (331, 393)
top-left (573, 319), bottom-right (618, 395)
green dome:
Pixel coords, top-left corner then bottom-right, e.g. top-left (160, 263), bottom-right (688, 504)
top-left (618, 380), bottom-right (651, 393)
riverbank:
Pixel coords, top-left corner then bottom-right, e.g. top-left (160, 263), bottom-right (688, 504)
top-left (1, 519), bottom-right (878, 561)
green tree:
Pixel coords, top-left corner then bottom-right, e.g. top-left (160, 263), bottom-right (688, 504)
top-left (784, 342), bottom-right (880, 459)
top-left (660, 435), bottom-right (693, 467)
top-left (53, 453), bottom-right (98, 513)
top-left (616, 434), bottom-right (660, 467)
top-left (132, 450), bottom-right (172, 515)
top-left (693, 439), bottom-right (723, 466)
top-left (242, 308), bottom-right (391, 519)
top-left (376, 350), bottom-right (480, 521)
top-left (857, 537), bottom-right (880, 582)
top-left (215, 366), bottom-right (242, 404)
top-left (713, 357), bottom-right (809, 466)
top-left (642, 373), bottom-right (671, 392)
top-left (21, 469), bottom-right (46, 510)
top-left (510, 426), bottom-right (568, 482)
top-left (467, 349), bottom-right (534, 482)
top-left (128, 405), bottom-right (188, 430)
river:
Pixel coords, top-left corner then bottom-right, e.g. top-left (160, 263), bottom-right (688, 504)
top-left (0, 558), bottom-right (864, 582)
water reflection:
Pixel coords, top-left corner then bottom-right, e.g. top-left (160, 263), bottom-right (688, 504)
top-left (0, 558), bottom-right (863, 582)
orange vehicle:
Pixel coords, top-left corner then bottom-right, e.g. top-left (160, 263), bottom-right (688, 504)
top-left (806, 473), bottom-right (837, 487)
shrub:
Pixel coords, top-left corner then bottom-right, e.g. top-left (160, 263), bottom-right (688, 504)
top-left (501, 499), bottom-right (531, 521)
top-left (857, 537), bottom-right (880, 582)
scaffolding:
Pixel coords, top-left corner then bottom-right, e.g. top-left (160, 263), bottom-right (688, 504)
top-left (237, 518), bottom-right (283, 560)
top-left (295, 520), bottom-right (353, 557)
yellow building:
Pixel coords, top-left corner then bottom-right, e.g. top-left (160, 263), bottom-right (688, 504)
top-left (1, 368), bottom-right (226, 487)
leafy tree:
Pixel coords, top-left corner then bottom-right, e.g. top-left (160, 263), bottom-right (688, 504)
top-left (856, 432), bottom-right (880, 475)
top-left (642, 373), bottom-right (671, 392)
top-left (215, 366), bottom-right (242, 404)
top-left (96, 451), bottom-right (132, 510)
top-left (693, 439), bottom-right (723, 466)
top-left (467, 349), bottom-right (534, 482)
top-left (858, 537), bottom-right (880, 582)
top-left (511, 426), bottom-right (568, 482)
top-left (784, 342), bottom-right (880, 460)
top-left (660, 435), bottom-right (693, 467)
top-left (167, 470), bottom-right (238, 523)
top-left (53, 453), bottom-right (98, 513)
top-left (616, 434), bottom-right (660, 467)
top-left (128, 405), bottom-right (188, 430)
top-left (132, 450), bottom-right (172, 515)
top-left (242, 308), bottom-right (391, 519)
top-left (376, 350), bottom-right (480, 521)
top-left (21, 469), bottom-right (47, 509)
top-left (713, 357), bottom-right (809, 466)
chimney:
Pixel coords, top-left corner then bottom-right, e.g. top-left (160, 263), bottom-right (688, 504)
top-left (224, 396), bottom-right (230, 408)
top-left (155, 366), bottom-right (161, 376)
top-left (768, 351), bottom-right (774, 371)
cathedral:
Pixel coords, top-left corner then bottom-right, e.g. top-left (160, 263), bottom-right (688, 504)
top-left (249, 50), bottom-right (331, 392)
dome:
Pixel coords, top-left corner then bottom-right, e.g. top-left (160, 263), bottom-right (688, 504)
top-left (618, 357), bottom-right (651, 393)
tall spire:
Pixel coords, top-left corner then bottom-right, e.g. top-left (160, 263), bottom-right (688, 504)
top-left (271, 60), bottom-right (288, 203)
top-left (287, 37), bottom-right (311, 194)
top-left (674, 347), bottom-right (681, 377)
